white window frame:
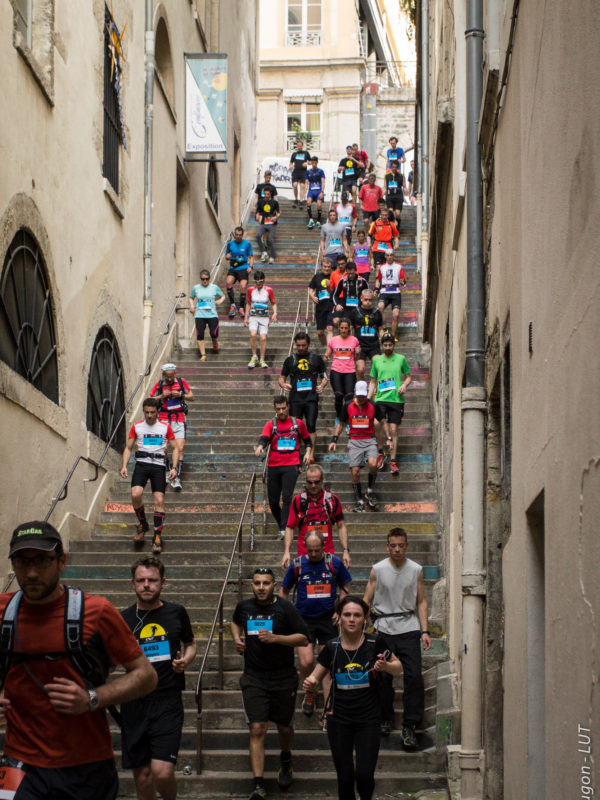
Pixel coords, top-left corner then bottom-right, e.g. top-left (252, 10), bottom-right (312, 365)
top-left (286, 0), bottom-right (322, 46)
top-left (286, 101), bottom-right (321, 151)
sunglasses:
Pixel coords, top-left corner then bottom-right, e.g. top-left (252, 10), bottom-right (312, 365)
top-left (254, 567), bottom-right (274, 576)
top-left (200, 277), bottom-right (210, 281)
top-left (306, 479), bottom-right (322, 486)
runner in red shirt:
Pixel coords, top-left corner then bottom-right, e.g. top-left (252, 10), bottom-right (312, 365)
top-left (329, 381), bottom-right (380, 512)
top-left (255, 396), bottom-right (313, 539)
top-left (368, 208), bottom-right (400, 267)
top-left (359, 174), bottom-right (384, 227)
top-left (150, 363), bottom-right (193, 491)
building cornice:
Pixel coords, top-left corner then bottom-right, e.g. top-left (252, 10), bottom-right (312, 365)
top-left (260, 57), bottom-right (365, 70)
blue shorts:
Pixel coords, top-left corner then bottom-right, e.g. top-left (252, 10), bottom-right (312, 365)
top-left (307, 188), bottom-right (323, 201)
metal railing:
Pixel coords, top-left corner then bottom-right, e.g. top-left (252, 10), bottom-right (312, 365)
top-left (195, 471), bottom-right (257, 773)
top-left (361, 60), bottom-right (417, 90)
top-left (44, 292), bottom-right (186, 523)
top-left (304, 172), bottom-right (339, 326)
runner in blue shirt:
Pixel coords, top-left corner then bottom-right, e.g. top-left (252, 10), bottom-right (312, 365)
top-left (225, 226), bottom-right (254, 318)
top-left (305, 156), bottom-right (326, 229)
top-left (386, 136), bottom-right (406, 170)
top-left (189, 270), bottom-right (225, 360)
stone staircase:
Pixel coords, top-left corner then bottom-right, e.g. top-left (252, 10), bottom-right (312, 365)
top-left (63, 198), bottom-right (447, 798)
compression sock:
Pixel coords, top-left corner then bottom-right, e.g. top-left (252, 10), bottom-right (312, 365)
top-left (352, 482), bottom-right (363, 501)
top-left (317, 209), bottom-right (322, 221)
top-left (307, 206), bottom-right (313, 219)
top-left (227, 287), bottom-right (235, 303)
top-left (280, 750), bottom-right (292, 763)
top-left (176, 459), bottom-right (183, 477)
top-left (368, 471), bottom-right (377, 489)
top-left (135, 506), bottom-right (147, 525)
top-left (153, 511), bottom-right (165, 535)
top-left (239, 292), bottom-right (246, 310)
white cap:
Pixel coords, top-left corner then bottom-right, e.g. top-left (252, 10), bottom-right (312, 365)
top-left (355, 381), bottom-right (369, 396)
top-left (161, 363), bottom-right (177, 372)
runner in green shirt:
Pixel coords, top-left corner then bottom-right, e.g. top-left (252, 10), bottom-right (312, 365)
top-left (368, 333), bottom-right (411, 474)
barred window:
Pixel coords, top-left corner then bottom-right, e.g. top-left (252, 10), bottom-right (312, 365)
top-left (208, 161), bottom-right (219, 214)
top-left (0, 229), bottom-right (58, 403)
top-left (86, 325), bottom-right (126, 451)
top-left (287, 0), bottom-right (322, 46)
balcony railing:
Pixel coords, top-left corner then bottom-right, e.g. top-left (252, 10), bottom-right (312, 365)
top-left (362, 60), bottom-right (417, 89)
top-left (286, 30), bottom-right (322, 46)
top-left (287, 133), bottom-right (321, 151)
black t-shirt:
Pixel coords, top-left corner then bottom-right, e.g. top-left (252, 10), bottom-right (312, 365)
top-left (385, 172), bottom-right (403, 197)
top-left (309, 272), bottom-right (334, 309)
top-left (256, 198), bottom-right (280, 224)
top-left (232, 596), bottom-right (309, 679)
top-left (333, 275), bottom-right (369, 308)
top-left (121, 601), bottom-right (194, 693)
top-left (255, 182), bottom-right (278, 199)
top-left (290, 151), bottom-right (311, 173)
top-left (338, 157), bottom-right (360, 180)
top-left (348, 306), bottom-right (383, 344)
top-left (318, 633), bottom-right (391, 723)
top-left (281, 352), bottom-right (327, 402)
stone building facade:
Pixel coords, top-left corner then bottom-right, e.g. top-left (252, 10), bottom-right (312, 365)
top-left (0, 0), bottom-right (258, 558)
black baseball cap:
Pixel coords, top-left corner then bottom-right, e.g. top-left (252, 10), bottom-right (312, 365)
top-left (381, 332), bottom-right (395, 343)
top-left (9, 521), bottom-right (62, 557)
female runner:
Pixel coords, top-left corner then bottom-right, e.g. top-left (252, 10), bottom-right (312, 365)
top-left (324, 318), bottom-right (360, 424)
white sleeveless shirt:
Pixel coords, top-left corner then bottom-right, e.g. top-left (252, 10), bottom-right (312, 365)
top-left (371, 557), bottom-right (421, 635)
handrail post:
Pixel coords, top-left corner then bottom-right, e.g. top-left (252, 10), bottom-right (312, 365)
top-left (217, 601), bottom-right (224, 691)
top-left (250, 477), bottom-right (256, 553)
top-left (196, 675), bottom-right (203, 774)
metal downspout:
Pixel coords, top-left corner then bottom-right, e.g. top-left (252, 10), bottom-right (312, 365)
top-left (142, 0), bottom-right (155, 366)
top-left (419, 0), bottom-right (429, 299)
top-left (461, 0), bottom-right (486, 794)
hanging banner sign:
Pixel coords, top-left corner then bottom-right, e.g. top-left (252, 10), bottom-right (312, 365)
top-left (185, 53), bottom-right (228, 161)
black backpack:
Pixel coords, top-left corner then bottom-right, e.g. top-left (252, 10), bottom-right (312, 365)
top-left (157, 378), bottom-right (189, 415)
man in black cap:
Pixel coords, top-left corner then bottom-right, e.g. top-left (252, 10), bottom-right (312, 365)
top-left (0, 521), bottom-right (157, 800)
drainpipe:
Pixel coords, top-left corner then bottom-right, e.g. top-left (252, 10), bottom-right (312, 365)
top-left (419, 0), bottom-right (429, 301)
top-left (461, 0), bottom-right (486, 793)
top-left (142, 0), bottom-right (155, 367)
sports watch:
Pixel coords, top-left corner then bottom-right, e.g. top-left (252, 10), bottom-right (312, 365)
top-left (88, 688), bottom-right (99, 711)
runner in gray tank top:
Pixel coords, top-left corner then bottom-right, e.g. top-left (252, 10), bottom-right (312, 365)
top-left (363, 527), bottom-right (431, 748)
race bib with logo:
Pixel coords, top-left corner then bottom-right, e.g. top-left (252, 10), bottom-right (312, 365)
top-left (143, 435), bottom-right (163, 446)
top-left (296, 380), bottom-right (312, 391)
top-left (378, 378), bottom-right (396, 392)
top-left (277, 437), bottom-right (297, 451)
top-left (247, 617), bottom-right (274, 635)
top-left (346, 297), bottom-right (359, 307)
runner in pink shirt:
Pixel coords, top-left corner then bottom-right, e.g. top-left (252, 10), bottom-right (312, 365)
top-left (324, 318), bottom-right (360, 424)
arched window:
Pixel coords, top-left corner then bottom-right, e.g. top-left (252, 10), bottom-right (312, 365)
top-left (155, 17), bottom-right (175, 108)
top-left (0, 228), bottom-right (58, 403)
top-left (86, 325), bottom-right (126, 451)
top-left (208, 160), bottom-right (219, 214)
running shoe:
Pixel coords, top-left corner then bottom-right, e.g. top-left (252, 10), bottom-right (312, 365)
top-left (302, 691), bottom-right (316, 716)
top-left (238, 307), bottom-right (245, 318)
top-left (366, 490), bottom-right (378, 509)
top-left (319, 714), bottom-right (327, 731)
top-left (228, 303), bottom-right (236, 318)
top-left (171, 477), bottom-right (182, 491)
top-left (151, 532), bottom-right (163, 555)
top-left (249, 787), bottom-right (267, 800)
top-left (268, 257), bottom-right (275, 264)
top-left (400, 724), bottom-right (418, 749)
top-left (316, 221), bottom-right (321, 229)
top-left (381, 719), bottom-right (393, 737)
top-left (260, 252), bottom-right (268, 263)
top-left (352, 500), bottom-right (366, 513)
top-left (277, 757), bottom-right (294, 790)
top-left (278, 529), bottom-right (286, 540)
top-left (259, 359), bottom-right (268, 368)
top-left (292, 201), bottom-right (298, 208)
top-left (307, 219), bottom-right (314, 229)
top-left (199, 355), bottom-right (207, 362)
top-left (390, 460), bottom-right (400, 475)
top-left (248, 355), bottom-right (259, 368)
top-left (376, 452), bottom-right (386, 471)
top-left (134, 521), bottom-right (148, 544)
top-left (212, 341), bottom-right (219, 352)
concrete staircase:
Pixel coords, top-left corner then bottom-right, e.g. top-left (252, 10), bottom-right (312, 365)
top-left (64, 198), bottom-right (447, 798)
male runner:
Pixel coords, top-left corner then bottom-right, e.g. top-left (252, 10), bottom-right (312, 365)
top-left (320, 209), bottom-right (348, 269)
top-left (121, 397), bottom-right (179, 554)
top-left (374, 249), bottom-right (407, 340)
top-left (329, 381), bottom-right (379, 512)
top-left (369, 334), bottom-right (411, 475)
top-left (280, 530), bottom-right (352, 716)
top-left (308, 257), bottom-right (334, 345)
top-left (347, 290), bottom-right (383, 380)
top-left (121, 557), bottom-right (196, 800)
top-left (368, 207), bottom-right (400, 268)
top-left (289, 140), bottom-right (311, 206)
top-left (189, 269), bottom-right (225, 360)
top-left (279, 331), bottom-right (328, 453)
top-left (255, 396), bottom-right (312, 538)
top-left (332, 260), bottom-right (369, 325)
top-left (150, 363), bottom-right (193, 491)
top-left (384, 160), bottom-right (406, 226)
top-left (335, 191), bottom-right (357, 245)
top-left (358, 173), bottom-right (384, 227)
top-left (232, 568), bottom-right (309, 800)
top-left (225, 226), bottom-right (254, 318)
top-left (386, 136), bottom-right (406, 169)
top-left (253, 170), bottom-right (278, 213)
top-left (305, 156), bottom-right (325, 228)
top-left (337, 146), bottom-right (362, 203)
top-left (255, 187), bottom-right (280, 264)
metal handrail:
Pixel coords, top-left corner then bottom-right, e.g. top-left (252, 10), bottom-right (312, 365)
top-left (44, 292), bottom-right (186, 523)
top-left (195, 471), bottom-right (257, 774)
top-left (304, 172), bottom-right (339, 326)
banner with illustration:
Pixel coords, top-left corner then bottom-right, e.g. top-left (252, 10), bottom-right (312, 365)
top-left (185, 54), bottom-right (227, 160)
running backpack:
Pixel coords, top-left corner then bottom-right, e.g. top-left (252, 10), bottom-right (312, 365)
top-left (296, 489), bottom-right (336, 527)
top-left (292, 552), bottom-right (337, 586)
top-left (157, 378), bottom-right (189, 415)
top-left (268, 416), bottom-right (300, 441)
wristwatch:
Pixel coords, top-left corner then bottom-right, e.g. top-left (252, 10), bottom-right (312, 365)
top-left (88, 688), bottom-right (99, 711)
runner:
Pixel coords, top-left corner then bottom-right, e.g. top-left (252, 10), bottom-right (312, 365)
top-left (320, 209), bottom-right (348, 269)
top-left (384, 160), bottom-right (406, 227)
top-left (407, 160), bottom-right (416, 205)
top-left (280, 530), bottom-right (352, 718)
top-left (308, 256), bottom-right (334, 346)
top-left (279, 331), bottom-right (328, 453)
top-left (374, 249), bottom-right (407, 341)
top-left (335, 191), bottom-right (358, 246)
top-left (281, 463), bottom-right (350, 568)
top-left (358, 173), bottom-right (384, 229)
top-left (324, 318), bottom-right (360, 426)
top-left (347, 290), bottom-right (383, 380)
top-left (245, 271), bottom-right (277, 369)
top-left (120, 397), bottom-right (179, 554)
top-left (149, 364), bottom-right (193, 492)
top-left (329, 253), bottom-right (348, 294)
top-left (337, 146), bottom-right (362, 204)
top-left (289, 140), bottom-right (311, 206)
top-left (368, 334), bottom-right (411, 475)
top-left (305, 156), bottom-right (326, 228)
top-left (367, 208), bottom-right (399, 268)
top-left (120, 556), bottom-right (196, 800)
top-left (225, 226), bottom-right (254, 318)
top-left (352, 229), bottom-right (372, 281)
top-left (329, 381), bottom-right (380, 512)
top-left (253, 170), bottom-right (278, 214)
top-left (351, 143), bottom-right (373, 186)
top-left (231, 567), bottom-right (309, 800)
top-left (303, 595), bottom-right (402, 800)
top-left (332, 261), bottom-right (369, 326)
top-left (386, 136), bottom-right (406, 169)
top-left (255, 396), bottom-right (313, 539)
top-left (255, 187), bottom-right (280, 264)
top-left (189, 269), bottom-right (225, 360)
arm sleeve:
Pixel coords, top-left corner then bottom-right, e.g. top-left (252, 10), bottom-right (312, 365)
top-left (281, 564), bottom-right (296, 591)
top-left (281, 356), bottom-right (292, 377)
top-left (267, 288), bottom-right (276, 304)
top-left (402, 357), bottom-right (411, 376)
top-left (166, 426), bottom-right (176, 440)
top-left (283, 600), bottom-right (310, 638)
top-left (317, 640), bottom-right (333, 669)
top-left (97, 598), bottom-right (143, 666)
top-left (128, 424), bottom-right (137, 439)
top-left (246, 242), bottom-right (254, 257)
top-left (260, 420), bottom-right (274, 439)
top-left (179, 606), bottom-right (195, 644)
top-left (287, 496), bottom-right (300, 529)
top-left (332, 495), bottom-right (344, 522)
top-left (316, 355), bottom-right (327, 376)
top-left (232, 601), bottom-right (245, 627)
top-left (149, 381), bottom-right (160, 397)
top-left (298, 419), bottom-right (312, 444)
top-left (336, 562), bottom-right (352, 586)
top-left (215, 286), bottom-right (224, 297)
top-left (226, 242), bottom-right (232, 255)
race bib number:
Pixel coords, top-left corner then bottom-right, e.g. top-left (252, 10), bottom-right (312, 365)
top-left (355, 248), bottom-right (369, 258)
top-left (378, 242), bottom-right (391, 250)
top-left (383, 285), bottom-right (399, 293)
top-left (198, 300), bottom-right (212, 307)
top-left (335, 670), bottom-right (370, 689)
top-left (329, 238), bottom-right (341, 247)
top-left (296, 380), bottom-right (312, 391)
top-left (335, 348), bottom-right (353, 360)
top-left (310, 183), bottom-right (321, 190)
top-left (277, 437), bottom-right (296, 451)
top-left (360, 326), bottom-right (376, 336)
top-left (346, 297), bottom-right (359, 307)
top-left (143, 435), bottom-right (163, 446)
top-left (306, 582), bottom-right (332, 598)
top-left (318, 290), bottom-right (330, 301)
top-left (378, 378), bottom-right (396, 392)
top-left (141, 638), bottom-right (171, 663)
top-left (351, 415), bottom-right (370, 428)
top-left (247, 618), bottom-right (273, 635)
top-left (345, 168), bottom-right (355, 176)
top-left (388, 181), bottom-right (398, 188)
top-left (264, 217), bottom-right (276, 224)
top-left (0, 762), bottom-right (26, 798)
top-left (307, 524), bottom-right (329, 538)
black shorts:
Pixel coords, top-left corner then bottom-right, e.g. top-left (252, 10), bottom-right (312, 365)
top-left (15, 759), bottom-right (118, 800)
top-left (363, 210), bottom-right (379, 226)
top-left (227, 266), bottom-right (250, 282)
top-left (131, 461), bottom-right (167, 493)
top-left (195, 316), bottom-right (219, 339)
top-left (290, 398), bottom-right (318, 433)
top-left (357, 341), bottom-right (381, 361)
top-left (240, 672), bottom-right (298, 727)
top-left (315, 304), bottom-right (334, 331)
top-left (379, 293), bottom-right (402, 310)
top-left (304, 614), bottom-right (338, 645)
top-left (342, 179), bottom-right (357, 192)
top-left (386, 196), bottom-right (404, 210)
top-left (292, 170), bottom-right (306, 184)
top-left (373, 250), bottom-right (392, 266)
top-left (374, 402), bottom-right (405, 425)
top-left (121, 692), bottom-right (184, 769)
